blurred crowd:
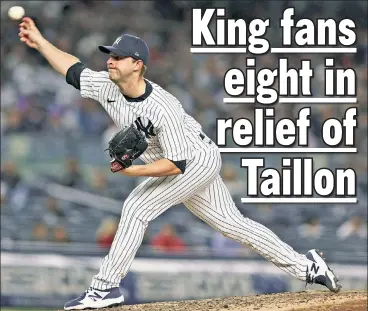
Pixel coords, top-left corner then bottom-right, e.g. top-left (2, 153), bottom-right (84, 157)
top-left (1, 1), bottom-right (367, 139)
top-left (1, 1), bottom-right (367, 261)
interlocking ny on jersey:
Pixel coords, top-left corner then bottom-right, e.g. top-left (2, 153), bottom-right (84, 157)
top-left (66, 62), bottom-right (203, 170)
top-left (134, 117), bottom-right (156, 139)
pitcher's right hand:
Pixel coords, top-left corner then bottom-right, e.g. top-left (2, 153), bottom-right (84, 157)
top-left (19, 17), bottom-right (45, 50)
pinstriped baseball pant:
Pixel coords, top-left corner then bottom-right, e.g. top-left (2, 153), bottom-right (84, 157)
top-left (90, 140), bottom-right (310, 290)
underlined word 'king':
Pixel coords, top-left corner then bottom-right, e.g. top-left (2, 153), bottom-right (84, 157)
top-left (191, 8), bottom-right (270, 55)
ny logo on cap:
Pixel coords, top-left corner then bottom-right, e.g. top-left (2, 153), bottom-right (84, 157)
top-left (135, 52), bottom-right (139, 56)
top-left (113, 36), bottom-right (123, 46)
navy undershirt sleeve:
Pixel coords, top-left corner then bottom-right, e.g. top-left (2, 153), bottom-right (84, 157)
top-left (170, 160), bottom-right (187, 174)
top-left (66, 62), bottom-right (86, 90)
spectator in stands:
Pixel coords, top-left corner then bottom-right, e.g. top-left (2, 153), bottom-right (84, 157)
top-left (336, 216), bottom-right (367, 240)
top-left (298, 216), bottom-right (324, 239)
top-left (1, 160), bottom-right (21, 190)
top-left (150, 224), bottom-right (187, 253)
top-left (46, 105), bottom-right (69, 135)
top-left (60, 157), bottom-right (84, 188)
top-left (3, 107), bottom-right (27, 134)
top-left (22, 99), bottom-right (47, 132)
top-left (96, 217), bottom-right (119, 248)
top-left (43, 196), bottom-right (66, 226)
top-left (52, 225), bottom-right (71, 243)
top-left (32, 222), bottom-right (49, 241)
top-left (0, 161), bottom-right (30, 211)
top-left (88, 170), bottom-right (111, 197)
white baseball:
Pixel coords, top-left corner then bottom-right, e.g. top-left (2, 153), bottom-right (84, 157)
top-left (8, 6), bottom-right (25, 20)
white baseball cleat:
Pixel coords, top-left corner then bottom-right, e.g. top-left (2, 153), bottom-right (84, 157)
top-left (64, 287), bottom-right (124, 310)
top-left (305, 249), bottom-right (342, 293)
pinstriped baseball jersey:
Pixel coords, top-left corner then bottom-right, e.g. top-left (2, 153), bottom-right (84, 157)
top-left (78, 67), bottom-right (312, 292)
top-left (80, 68), bottom-right (203, 164)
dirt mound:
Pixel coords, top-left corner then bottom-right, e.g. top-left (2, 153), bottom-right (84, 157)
top-left (102, 290), bottom-right (367, 311)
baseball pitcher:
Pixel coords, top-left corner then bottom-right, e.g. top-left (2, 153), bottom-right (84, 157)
top-left (18, 17), bottom-right (341, 310)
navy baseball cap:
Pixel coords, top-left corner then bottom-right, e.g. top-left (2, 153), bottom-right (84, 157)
top-left (99, 34), bottom-right (150, 65)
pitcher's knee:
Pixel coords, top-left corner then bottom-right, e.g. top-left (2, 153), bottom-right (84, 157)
top-left (121, 199), bottom-right (161, 224)
top-left (120, 200), bottom-right (142, 222)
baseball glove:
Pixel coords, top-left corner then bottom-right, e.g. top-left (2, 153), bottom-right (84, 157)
top-left (106, 124), bottom-right (148, 173)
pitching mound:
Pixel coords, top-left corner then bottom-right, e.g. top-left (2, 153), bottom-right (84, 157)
top-left (98, 290), bottom-right (367, 311)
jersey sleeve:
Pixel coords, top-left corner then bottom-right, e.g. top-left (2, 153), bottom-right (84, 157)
top-left (157, 110), bottom-right (191, 162)
top-left (80, 68), bottom-right (110, 102)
